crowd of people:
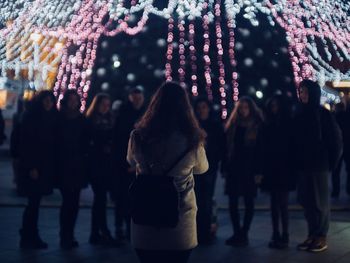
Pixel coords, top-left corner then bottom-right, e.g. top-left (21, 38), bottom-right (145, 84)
top-left (1, 79), bottom-right (349, 262)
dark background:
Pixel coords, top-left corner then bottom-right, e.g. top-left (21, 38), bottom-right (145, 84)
top-left (90, 8), bottom-right (297, 111)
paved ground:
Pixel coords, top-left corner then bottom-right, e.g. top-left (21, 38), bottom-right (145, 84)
top-left (1, 149), bottom-right (350, 262)
top-left (1, 208), bottom-right (350, 263)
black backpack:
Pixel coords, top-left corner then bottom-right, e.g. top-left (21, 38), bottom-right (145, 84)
top-left (129, 146), bottom-right (190, 228)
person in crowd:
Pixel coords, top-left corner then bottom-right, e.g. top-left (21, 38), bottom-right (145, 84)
top-left (331, 102), bottom-right (347, 198)
top-left (86, 93), bottom-right (116, 246)
top-left (10, 99), bottom-right (32, 193)
top-left (17, 90), bottom-right (58, 249)
top-left (126, 81), bottom-right (208, 263)
top-left (56, 90), bottom-right (89, 249)
top-left (193, 98), bottom-right (225, 245)
top-left (224, 96), bottom-right (263, 247)
top-left (257, 95), bottom-right (295, 249)
top-left (0, 108), bottom-right (6, 146)
top-left (113, 86), bottom-right (146, 241)
top-left (342, 100), bottom-right (350, 196)
top-left (293, 80), bottom-right (342, 253)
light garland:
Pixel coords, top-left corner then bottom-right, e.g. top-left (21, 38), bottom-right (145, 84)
top-left (177, 19), bottom-right (186, 86)
top-left (0, 0), bottom-right (349, 113)
top-left (188, 21), bottom-right (198, 96)
top-left (202, 2), bottom-right (213, 101)
top-left (165, 18), bottom-right (175, 82)
top-left (214, 0), bottom-right (227, 119)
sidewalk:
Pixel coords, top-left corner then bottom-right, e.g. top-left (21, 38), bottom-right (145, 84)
top-left (0, 208), bottom-right (350, 263)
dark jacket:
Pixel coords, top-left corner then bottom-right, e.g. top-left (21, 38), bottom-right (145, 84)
top-left (292, 85), bottom-right (342, 173)
top-left (335, 109), bottom-right (350, 158)
top-left (113, 102), bottom-right (145, 171)
top-left (0, 109), bottom-right (5, 145)
top-left (225, 120), bottom-right (262, 197)
top-left (55, 112), bottom-right (89, 190)
top-left (198, 118), bottom-right (225, 173)
top-left (17, 109), bottom-right (58, 196)
top-left (258, 115), bottom-right (296, 192)
top-left (87, 113), bottom-right (114, 186)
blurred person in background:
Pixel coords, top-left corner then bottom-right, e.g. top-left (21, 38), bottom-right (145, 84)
top-left (224, 96), bottom-right (263, 247)
top-left (193, 98), bottom-right (225, 245)
top-left (293, 80), bottom-right (342, 253)
top-left (86, 93), bottom-right (117, 246)
top-left (56, 90), bottom-right (89, 249)
top-left (257, 95), bottom-right (295, 249)
top-left (18, 90), bottom-right (58, 249)
top-left (112, 86), bottom-right (146, 241)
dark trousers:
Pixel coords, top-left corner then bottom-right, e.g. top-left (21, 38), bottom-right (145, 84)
top-left (21, 192), bottom-right (42, 237)
top-left (345, 156), bottom-right (350, 195)
top-left (135, 249), bottom-right (192, 263)
top-left (228, 195), bottom-right (255, 235)
top-left (270, 191), bottom-right (289, 235)
top-left (194, 168), bottom-right (217, 241)
top-left (113, 172), bottom-right (134, 237)
top-left (332, 156), bottom-right (343, 196)
top-left (91, 183), bottom-right (110, 235)
top-left (60, 189), bottom-right (81, 241)
top-left (297, 172), bottom-right (330, 238)
top-left (333, 156), bottom-right (350, 196)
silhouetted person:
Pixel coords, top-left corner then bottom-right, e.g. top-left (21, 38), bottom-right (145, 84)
top-left (0, 108), bottom-right (5, 146)
top-left (10, 99), bottom-right (31, 193)
top-left (127, 82), bottom-right (208, 263)
top-left (113, 86), bottom-right (146, 241)
top-left (331, 102), bottom-right (347, 198)
top-left (56, 90), bottom-right (89, 249)
top-left (86, 93), bottom-right (116, 246)
top-left (224, 96), bottom-right (263, 247)
top-left (293, 80), bottom-right (342, 253)
top-left (18, 90), bottom-right (58, 249)
top-left (194, 98), bottom-right (225, 244)
top-left (257, 95), bottom-right (295, 249)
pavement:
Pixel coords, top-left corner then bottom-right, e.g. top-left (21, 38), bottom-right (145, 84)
top-left (1, 149), bottom-right (350, 262)
top-left (1, 208), bottom-right (350, 263)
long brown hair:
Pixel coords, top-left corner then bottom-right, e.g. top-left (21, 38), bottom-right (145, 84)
top-left (135, 82), bottom-right (206, 149)
top-left (85, 93), bottom-right (111, 118)
top-left (225, 96), bottom-right (263, 131)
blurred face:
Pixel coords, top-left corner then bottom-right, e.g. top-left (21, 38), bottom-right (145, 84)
top-left (97, 98), bottom-right (111, 115)
top-left (196, 101), bottom-right (210, 121)
top-left (128, 92), bottom-right (144, 110)
top-left (42, 96), bottom-right (54, 111)
top-left (270, 100), bottom-right (280, 115)
top-left (239, 101), bottom-right (250, 118)
top-left (299, 86), bottom-right (309, 104)
top-left (67, 94), bottom-right (80, 112)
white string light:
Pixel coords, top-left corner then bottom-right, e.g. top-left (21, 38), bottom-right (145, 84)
top-left (0, 0), bottom-right (348, 111)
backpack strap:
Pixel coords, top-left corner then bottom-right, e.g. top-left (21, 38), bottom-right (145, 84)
top-left (163, 147), bottom-right (192, 176)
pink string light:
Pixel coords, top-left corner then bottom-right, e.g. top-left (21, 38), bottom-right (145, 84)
top-left (165, 18), bottom-right (175, 82)
top-left (226, 19), bottom-right (239, 102)
top-left (178, 19), bottom-right (186, 85)
top-left (188, 21), bottom-right (198, 96)
top-left (202, 2), bottom-right (213, 101)
top-left (214, 0), bottom-right (227, 119)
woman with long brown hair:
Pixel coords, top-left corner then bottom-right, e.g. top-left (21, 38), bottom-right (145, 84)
top-left (127, 82), bottom-right (208, 263)
top-left (224, 96), bottom-right (263, 247)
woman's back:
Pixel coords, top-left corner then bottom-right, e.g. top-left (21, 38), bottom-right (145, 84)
top-left (127, 129), bottom-right (208, 250)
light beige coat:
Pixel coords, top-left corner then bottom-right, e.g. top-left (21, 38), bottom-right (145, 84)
top-left (127, 130), bottom-right (209, 250)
